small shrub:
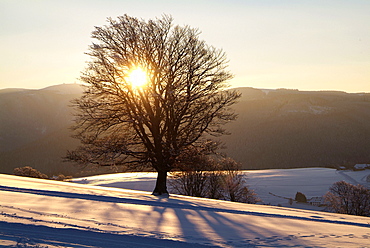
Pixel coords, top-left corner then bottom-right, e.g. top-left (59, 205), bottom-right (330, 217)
top-left (53, 174), bottom-right (73, 181)
top-left (13, 166), bottom-right (48, 179)
top-left (295, 192), bottom-right (307, 203)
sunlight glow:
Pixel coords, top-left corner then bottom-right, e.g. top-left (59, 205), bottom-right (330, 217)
top-left (127, 67), bottom-right (148, 88)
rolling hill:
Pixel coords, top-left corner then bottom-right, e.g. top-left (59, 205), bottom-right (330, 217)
top-left (1, 173), bottom-right (370, 247)
top-left (0, 84), bottom-right (83, 176)
top-left (1, 84), bottom-right (370, 176)
top-left (222, 88), bottom-right (370, 169)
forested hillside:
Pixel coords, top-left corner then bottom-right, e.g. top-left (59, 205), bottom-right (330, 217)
top-left (0, 84), bottom-right (82, 176)
top-left (1, 84), bottom-right (370, 176)
top-left (222, 88), bottom-right (370, 169)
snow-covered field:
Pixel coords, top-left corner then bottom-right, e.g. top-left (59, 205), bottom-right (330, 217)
top-left (73, 167), bottom-right (370, 210)
top-left (1, 168), bottom-right (370, 247)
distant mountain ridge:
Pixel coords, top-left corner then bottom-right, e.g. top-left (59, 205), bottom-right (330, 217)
top-left (1, 84), bottom-right (370, 176)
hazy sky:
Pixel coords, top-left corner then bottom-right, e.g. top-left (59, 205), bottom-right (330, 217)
top-left (1, 0), bottom-right (369, 92)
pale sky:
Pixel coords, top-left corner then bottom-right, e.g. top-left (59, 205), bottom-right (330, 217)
top-left (1, 0), bottom-right (369, 92)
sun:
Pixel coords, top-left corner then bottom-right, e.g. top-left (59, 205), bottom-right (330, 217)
top-left (127, 67), bottom-right (148, 88)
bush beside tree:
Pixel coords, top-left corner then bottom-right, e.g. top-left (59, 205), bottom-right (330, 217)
top-left (169, 144), bottom-right (259, 203)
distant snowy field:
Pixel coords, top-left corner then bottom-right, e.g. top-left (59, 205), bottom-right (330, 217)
top-left (1, 168), bottom-right (370, 247)
top-left (73, 167), bottom-right (370, 210)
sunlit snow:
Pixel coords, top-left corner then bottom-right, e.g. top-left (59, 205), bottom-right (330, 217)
top-left (1, 168), bottom-right (369, 247)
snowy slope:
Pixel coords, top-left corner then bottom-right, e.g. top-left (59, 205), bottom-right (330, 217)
top-left (73, 168), bottom-right (370, 210)
top-left (1, 174), bottom-right (369, 247)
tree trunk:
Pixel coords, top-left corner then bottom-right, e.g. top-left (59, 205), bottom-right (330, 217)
top-left (152, 170), bottom-right (169, 196)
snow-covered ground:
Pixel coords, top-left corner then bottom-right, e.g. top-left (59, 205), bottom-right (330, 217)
top-left (1, 168), bottom-right (370, 247)
top-left (73, 167), bottom-right (370, 210)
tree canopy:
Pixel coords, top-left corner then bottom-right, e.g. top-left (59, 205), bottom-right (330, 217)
top-left (66, 14), bottom-right (241, 195)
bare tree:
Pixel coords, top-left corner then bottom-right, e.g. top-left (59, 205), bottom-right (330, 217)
top-left (324, 181), bottom-right (370, 216)
top-left (66, 15), bottom-right (240, 196)
top-left (219, 158), bottom-right (258, 203)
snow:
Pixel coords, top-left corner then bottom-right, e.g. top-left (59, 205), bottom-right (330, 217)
top-left (1, 168), bottom-right (370, 247)
top-left (259, 89), bottom-right (276, 95)
top-left (74, 168), bottom-right (370, 210)
top-left (355, 164), bottom-right (370, 170)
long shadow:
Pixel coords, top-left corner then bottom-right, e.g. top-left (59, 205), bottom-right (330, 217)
top-left (196, 209), bottom-right (313, 247)
top-left (168, 204), bottom-right (326, 247)
top-left (173, 207), bottom-right (258, 247)
top-left (0, 221), bottom-right (213, 248)
top-left (1, 185), bottom-right (368, 228)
